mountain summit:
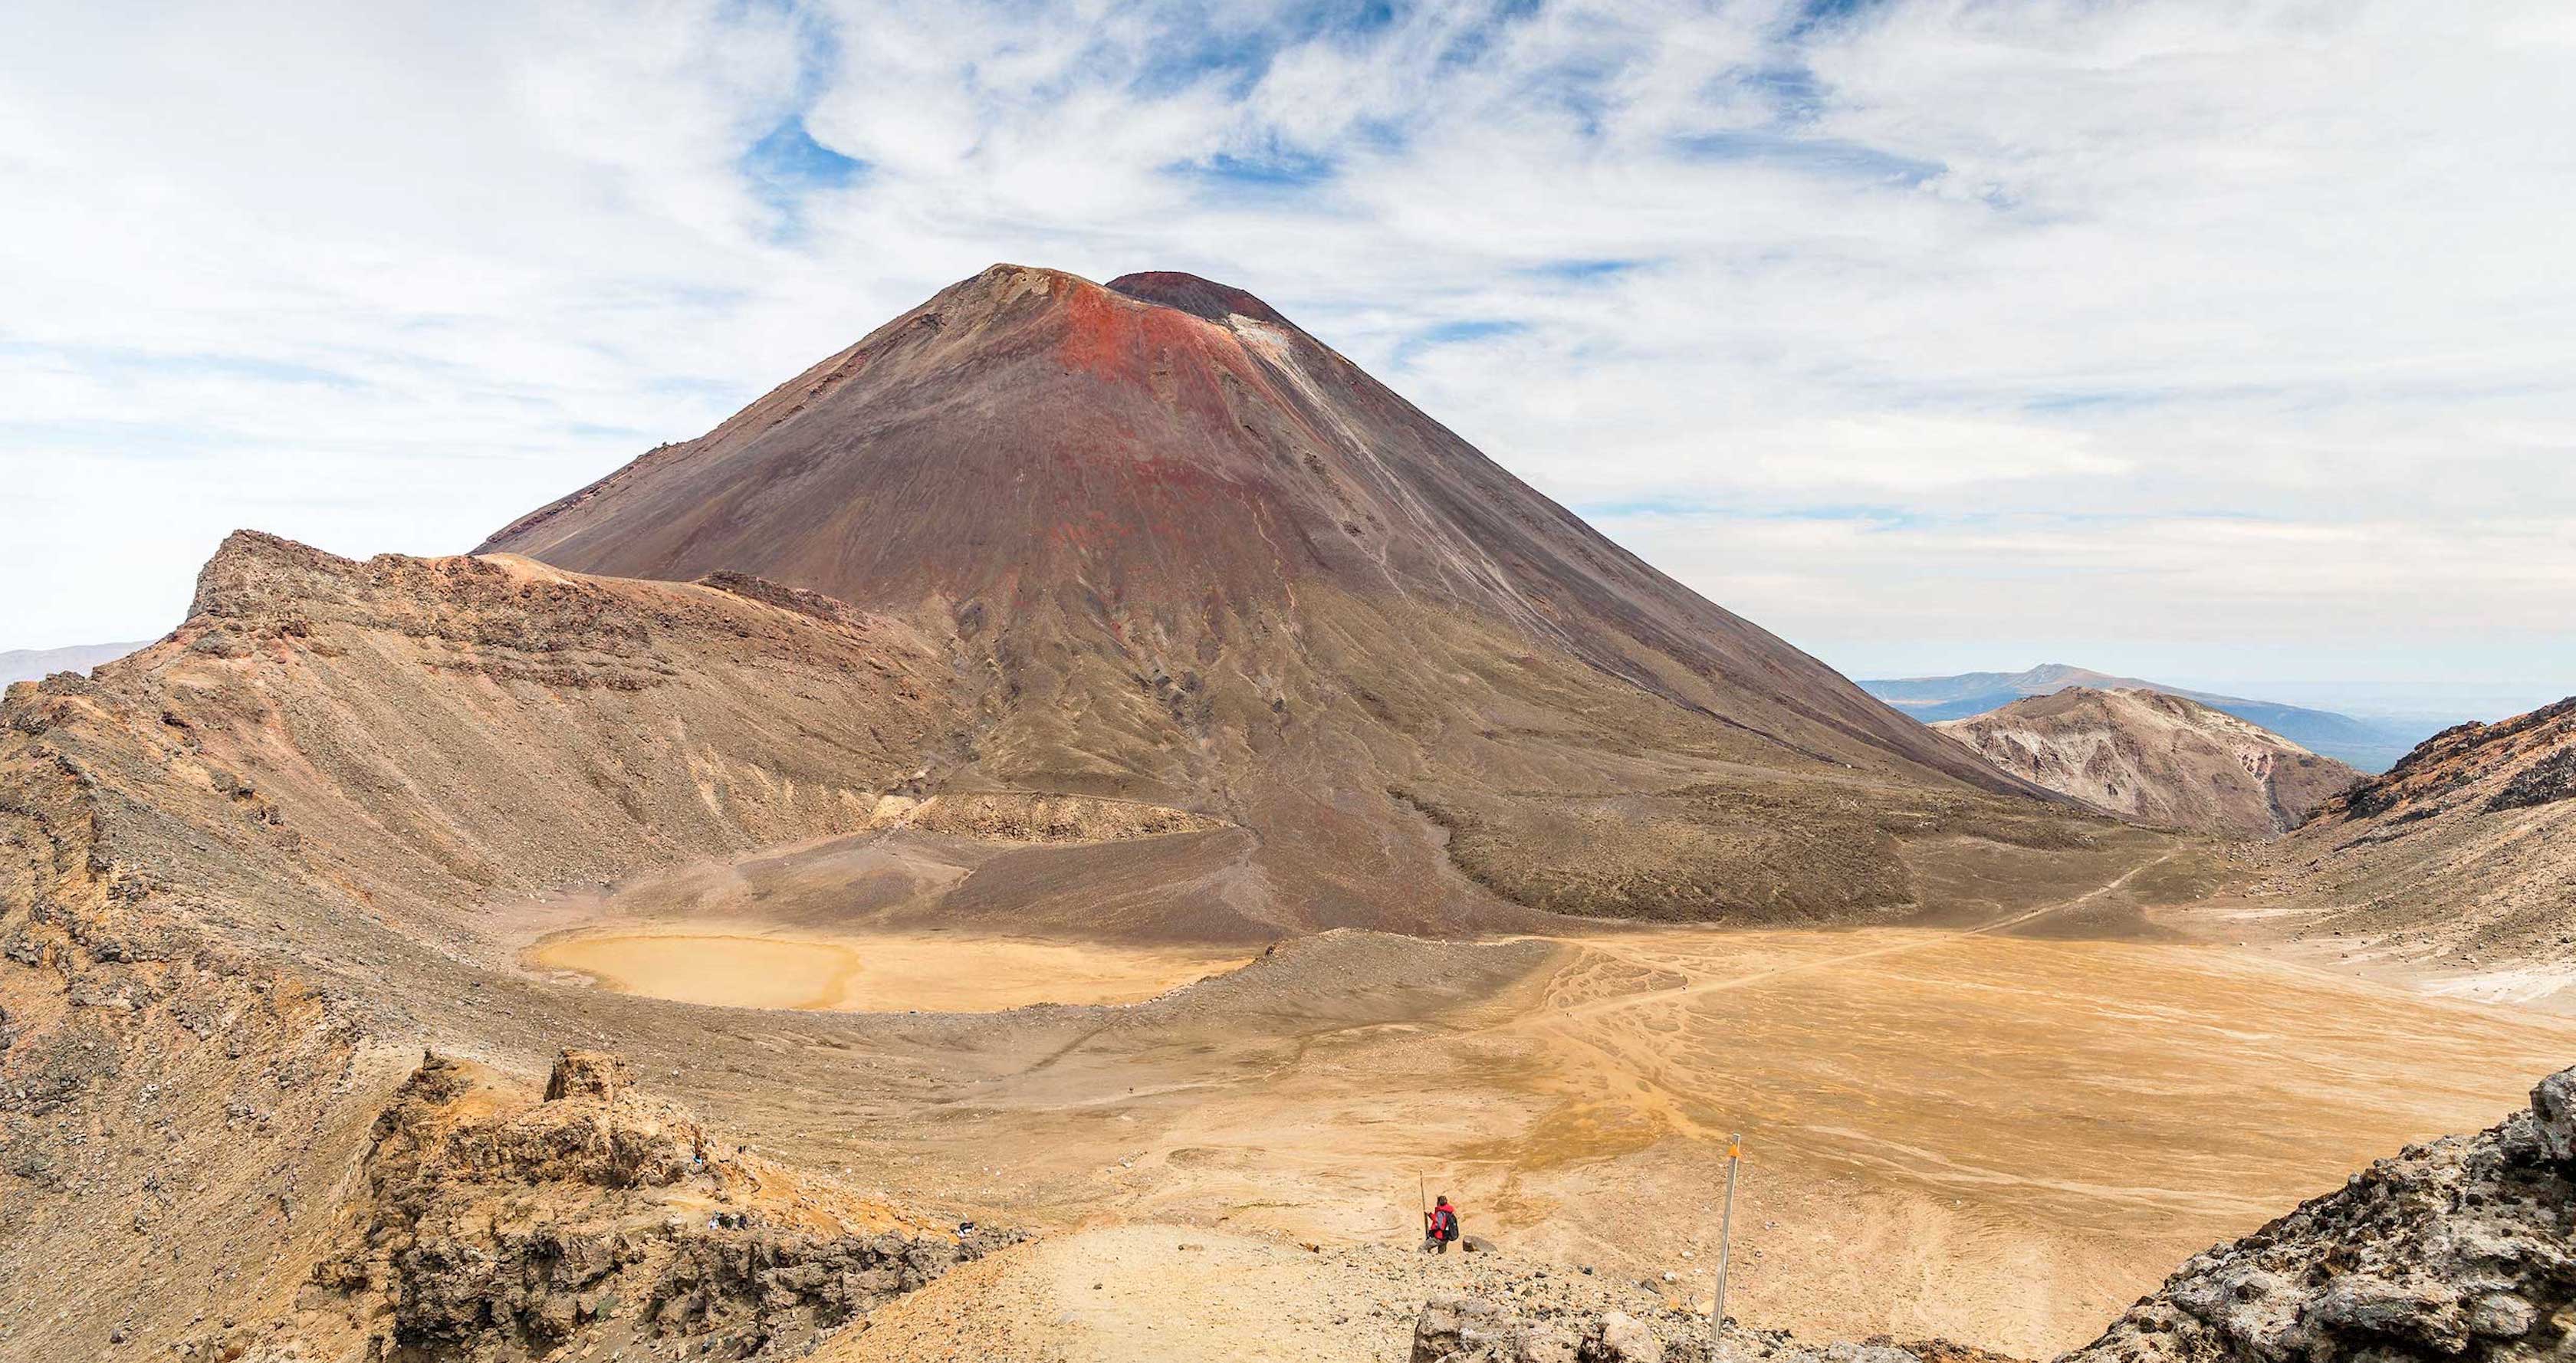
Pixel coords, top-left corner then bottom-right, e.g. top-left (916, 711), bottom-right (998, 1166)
top-left (482, 264), bottom-right (2055, 931)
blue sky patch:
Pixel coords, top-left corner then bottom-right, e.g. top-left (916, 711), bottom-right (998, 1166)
top-left (1784, 0), bottom-right (1891, 40)
top-left (1526, 258), bottom-right (1648, 282)
top-left (1131, 0), bottom-right (1401, 98)
top-left (1672, 129), bottom-right (1941, 186)
top-left (1168, 146), bottom-right (1339, 193)
top-left (1436, 0), bottom-right (1544, 73)
top-left (1392, 317), bottom-right (1529, 369)
top-left (742, 117), bottom-right (866, 202)
top-left (1421, 319), bottom-right (1526, 344)
top-left (1737, 64), bottom-right (1826, 125)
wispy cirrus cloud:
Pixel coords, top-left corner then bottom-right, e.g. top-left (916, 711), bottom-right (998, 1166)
top-left (1, 0), bottom-right (2569, 704)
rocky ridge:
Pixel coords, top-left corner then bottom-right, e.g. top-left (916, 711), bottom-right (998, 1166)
top-left (2263, 695), bottom-right (2576, 983)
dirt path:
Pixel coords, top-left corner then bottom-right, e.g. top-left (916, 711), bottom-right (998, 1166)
top-left (835, 1224), bottom-right (1666, 1363)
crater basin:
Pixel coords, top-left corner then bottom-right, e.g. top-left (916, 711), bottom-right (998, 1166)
top-left (524, 927), bottom-right (1250, 1013)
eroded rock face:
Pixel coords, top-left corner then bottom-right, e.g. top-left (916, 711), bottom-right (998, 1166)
top-left (2532, 1070), bottom-right (2576, 1163)
top-left (274, 1051), bottom-right (1014, 1363)
top-left (542, 1047), bottom-right (626, 1102)
top-left (2065, 1065), bottom-right (2576, 1363)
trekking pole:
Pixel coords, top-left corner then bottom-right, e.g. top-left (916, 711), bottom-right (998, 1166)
top-left (1708, 1135), bottom-right (1743, 1363)
top-left (1418, 1174), bottom-right (1428, 1244)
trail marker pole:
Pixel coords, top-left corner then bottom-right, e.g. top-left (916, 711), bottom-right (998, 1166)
top-left (1709, 1134), bottom-right (1743, 1363)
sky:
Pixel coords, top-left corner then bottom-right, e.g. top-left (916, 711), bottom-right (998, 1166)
top-left (3, 0), bottom-right (2571, 714)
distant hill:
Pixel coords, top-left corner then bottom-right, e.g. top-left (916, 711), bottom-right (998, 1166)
top-left (1861, 663), bottom-right (2430, 772)
top-left (1935, 688), bottom-right (2361, 839)
top-left (0, 640), bottom-right (151, 686)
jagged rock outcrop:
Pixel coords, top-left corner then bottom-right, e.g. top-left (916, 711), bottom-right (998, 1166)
top-left (261, 1049), bottom-right (1014, 1362)
top-left (2340, 698), bottom-right (2576, 821)
top-left (2065, 1066), bottom-right (2576, 1363)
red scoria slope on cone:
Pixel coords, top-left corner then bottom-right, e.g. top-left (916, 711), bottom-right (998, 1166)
top-left (481, 264), bottom-right (2072, 936)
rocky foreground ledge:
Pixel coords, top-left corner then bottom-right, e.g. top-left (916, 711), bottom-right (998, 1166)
top-left (2059, 1068), bottom-right (2576, 1363)
top-left (1412, 1294), bottom-right (2000, 1363)
top-left (1415, 1067), bottom-right (2576, 1363)
top-left (1411, 1291), bottom-right (2016, 1363)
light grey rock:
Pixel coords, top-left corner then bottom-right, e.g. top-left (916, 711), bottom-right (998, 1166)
top-left (2463, 1289), bottom-right (2536, 1339)
top-left (2310, 1276), bottom-right (2463, 1351)
top-left (1413, 1296), bottom-right (1512, 1363)
top-left (2530, 1067), bottom-right (2576, 1162)
top-left (1587, 1311), bottom-right (1664, 1363)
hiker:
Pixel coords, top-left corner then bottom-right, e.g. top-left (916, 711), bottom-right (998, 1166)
top-left (1421, 1194), bottom-right (1460, 1253)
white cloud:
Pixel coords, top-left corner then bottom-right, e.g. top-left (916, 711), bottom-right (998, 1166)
top-left (0, 0), bottom-right (2567, 706)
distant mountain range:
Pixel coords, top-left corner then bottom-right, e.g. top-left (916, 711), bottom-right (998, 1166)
top-left (1859, 663), bottom-right (2435, 772)
top-left (0, 640), bottom-right (151, 687)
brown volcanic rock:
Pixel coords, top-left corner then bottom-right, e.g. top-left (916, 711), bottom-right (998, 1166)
top-left (2262, 696), bottom-right (2576, 977)
top-left (479, 263), bottom-right (2058, 929)
top-left (247, 1050), bottom-right (1007, 1363)
top-left (1935, 688), bottom-right (2359, 839)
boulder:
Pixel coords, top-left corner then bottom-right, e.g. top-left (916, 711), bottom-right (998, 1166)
top-left (1413, 1296), bottom-right (1512, 1363)
top-left (1587, 1311), bottom-right (1665, 1363)
top-left (546, 1049), bottom-right (629, 1102)
top-left (2307, 1276), bottom-right (2464, 1352)
top-left (2530, 1066), bottom-right (2576, 1161)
